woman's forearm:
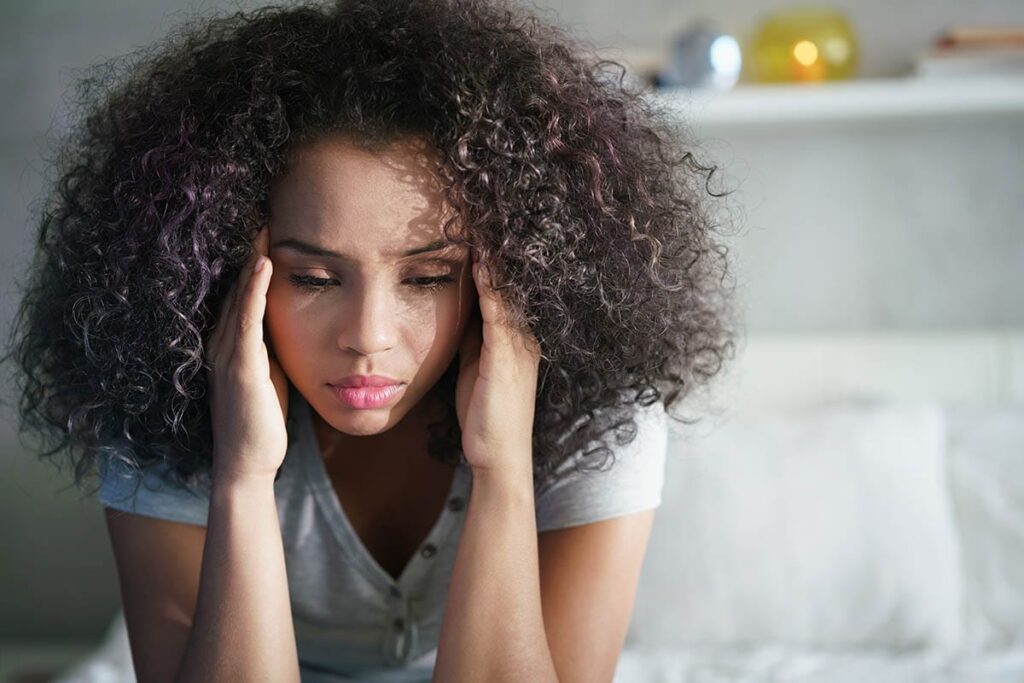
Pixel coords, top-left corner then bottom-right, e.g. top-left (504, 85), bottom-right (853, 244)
top-left (174, 468), bottom-right (299, 683)
top-left (433, 462), bottom-right (559, 682)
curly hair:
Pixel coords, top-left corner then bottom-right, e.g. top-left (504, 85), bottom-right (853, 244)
top-left (4, 0), bottom-right (738, 497)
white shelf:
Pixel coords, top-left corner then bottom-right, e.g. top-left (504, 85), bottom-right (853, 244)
top-left (649, 76), bottom-right (1024, 126)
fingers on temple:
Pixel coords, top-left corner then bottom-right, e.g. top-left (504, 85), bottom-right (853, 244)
top-left (207, 228), bottom-right (270, 366)
top-left (237, 252), bottom-right (271, 368)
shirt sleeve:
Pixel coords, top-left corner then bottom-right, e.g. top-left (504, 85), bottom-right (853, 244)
top-left (534, 400), bottom-right (668, 533)
top-left (96, 447), bottom-right (211, 527)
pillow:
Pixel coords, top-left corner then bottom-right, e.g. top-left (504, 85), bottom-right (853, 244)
top-left (628, 399), bottom-right (963, 650)
top-left (945, 403), bottom-right (1024, 652)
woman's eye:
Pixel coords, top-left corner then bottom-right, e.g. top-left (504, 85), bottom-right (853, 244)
top-left (285, 274), bottom-right (454, 294)
top-left (287, 274), bottom-right (336, 293)
top-left (406, 276), bottom-right (454, 292)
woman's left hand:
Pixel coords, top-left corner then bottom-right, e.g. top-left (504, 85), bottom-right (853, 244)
top-left (455, 256), bottom-right (542, 476)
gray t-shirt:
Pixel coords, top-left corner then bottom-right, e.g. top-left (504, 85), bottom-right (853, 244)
top-left (97, 383), bottom-right (667, 682)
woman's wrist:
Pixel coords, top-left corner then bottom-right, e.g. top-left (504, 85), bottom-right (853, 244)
top-left (211, 460), bottom-right (280, 493)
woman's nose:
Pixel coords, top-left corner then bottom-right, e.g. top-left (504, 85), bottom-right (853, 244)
top-left (337, 284), bottom-right (398, 356)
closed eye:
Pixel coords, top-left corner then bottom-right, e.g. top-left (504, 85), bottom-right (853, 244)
top-left (286, 274), bottom-right (336, 293)
top-left (286, 274), bottom-right (454, 294)
top-left (406, 276), bottom-right (455, 291)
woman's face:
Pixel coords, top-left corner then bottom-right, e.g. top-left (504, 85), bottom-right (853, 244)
top-left (264, 134), bottom-right (476, 440)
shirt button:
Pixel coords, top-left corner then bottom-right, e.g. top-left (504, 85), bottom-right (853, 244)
top-left (420, 543), bottom-right (437, 558)
top-left (393, 617), bottom-right (405, 631)
top-left (389, 586), bottom-right (402, 599)
top-left (447, 496), bottom-right (465, 512)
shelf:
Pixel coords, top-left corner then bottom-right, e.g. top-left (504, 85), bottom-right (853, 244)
top-left (649, 76), bottom-right (1024, 126)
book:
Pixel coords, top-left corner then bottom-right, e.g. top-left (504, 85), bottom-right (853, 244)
top-left (914, 24), bottom-right (1024, 77)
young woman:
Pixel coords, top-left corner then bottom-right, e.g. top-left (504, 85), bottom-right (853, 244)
top-left (6, 0), bottom-right (736, 680)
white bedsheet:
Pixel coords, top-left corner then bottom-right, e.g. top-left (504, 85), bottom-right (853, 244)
top-left (614, 645), bottom-right (1024, 683)
top-left (56, 614), bottom-right (1024, 683)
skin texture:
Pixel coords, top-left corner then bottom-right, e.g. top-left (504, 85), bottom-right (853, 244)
top-left (265, 134), bottom-right (478, 465)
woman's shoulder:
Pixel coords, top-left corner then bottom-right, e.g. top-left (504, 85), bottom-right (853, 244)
top-left (534, 398), bottom-right (668, 533)
top-left (95, 442), bottom-right (212, 527)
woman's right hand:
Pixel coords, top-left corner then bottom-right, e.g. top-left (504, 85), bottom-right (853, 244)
top-left (205, 225), bottom-right (289, 485)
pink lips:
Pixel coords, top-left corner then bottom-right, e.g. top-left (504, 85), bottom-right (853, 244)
top-left (328, 375), bottom-right (405, 409)
top-left (332, 374), bottom-right (401, 387)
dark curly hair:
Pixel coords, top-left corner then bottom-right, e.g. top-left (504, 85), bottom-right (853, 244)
top-left (4, 0), bottom-right (738, 497)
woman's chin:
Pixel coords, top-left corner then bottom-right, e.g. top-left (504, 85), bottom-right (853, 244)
top-left (319, 407), bottom-right (399, 435)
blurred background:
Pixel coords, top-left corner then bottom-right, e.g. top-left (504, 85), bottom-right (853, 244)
top-left (1, 1), bottom-right (1022, 681)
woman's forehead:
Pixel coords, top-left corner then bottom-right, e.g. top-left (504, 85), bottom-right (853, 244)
top-left (281, 132), bottom-right (437, 179)
top-left (268, 211), bottom-right (462, 259)
top-left (269, 233), bottom-right (466, 265)
top-left (269, 136), bottom-right (459, 251)
top-left (275, 137), bottom-right (438, 200)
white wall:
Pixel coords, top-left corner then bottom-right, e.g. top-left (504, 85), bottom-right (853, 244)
top-left (692, 112), bottom-right (1024, 331)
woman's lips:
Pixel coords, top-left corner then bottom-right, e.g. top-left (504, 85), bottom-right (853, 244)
top-left (328, 382), bottom-right (405, 409)
top-left (332, 374), bottom-right (401, 387)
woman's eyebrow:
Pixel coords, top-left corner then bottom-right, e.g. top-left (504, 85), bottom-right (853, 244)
top-left (270, 238), bottom-right (457, 261)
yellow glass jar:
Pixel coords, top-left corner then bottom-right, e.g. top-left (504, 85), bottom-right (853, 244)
top-left (746, 8), bottom-right (859, 83)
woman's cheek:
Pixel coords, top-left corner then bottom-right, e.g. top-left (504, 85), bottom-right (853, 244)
top-left (263, 283), bottom-right (304, 355)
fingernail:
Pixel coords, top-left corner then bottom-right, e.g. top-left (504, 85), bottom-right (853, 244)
top-left (254, 256), bottom-right (265, 272)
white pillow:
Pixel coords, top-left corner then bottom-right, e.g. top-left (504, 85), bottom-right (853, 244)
top-left (946, 403), bottom-right (1024, 652)
top-left (628, 399), bottom-right (963, 650)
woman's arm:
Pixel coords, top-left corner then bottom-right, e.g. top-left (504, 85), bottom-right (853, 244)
top-left (433, 464), bottom-right (559, 683)
top-left (106, 467), bottom-right (298, 683)
top-left (173, 469), bottom-right (298, 683)
top-left (175, 225), bottom-right (298, 681)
